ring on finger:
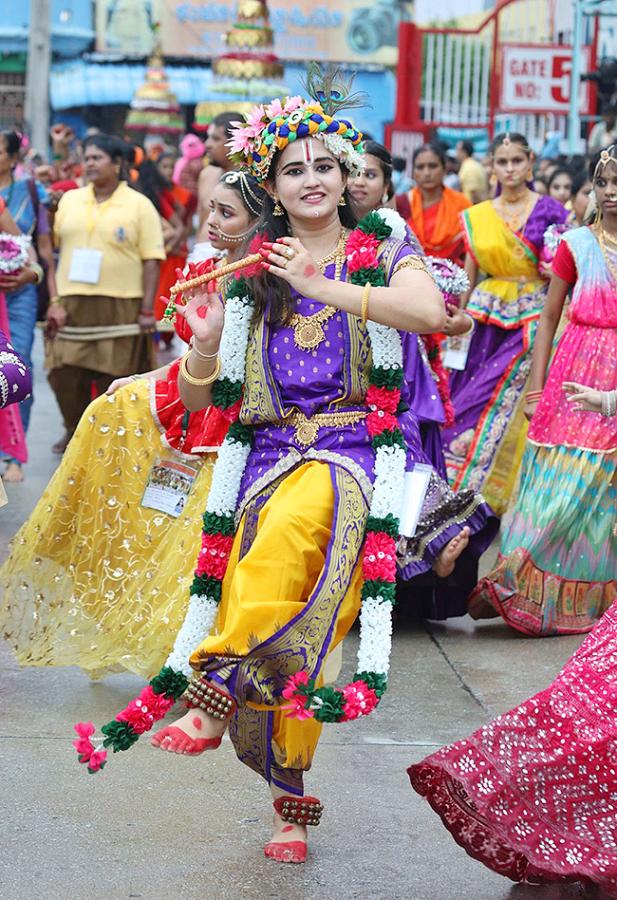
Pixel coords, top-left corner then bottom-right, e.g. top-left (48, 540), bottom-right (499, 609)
top-left (284, 247), bottom-right (295, 260)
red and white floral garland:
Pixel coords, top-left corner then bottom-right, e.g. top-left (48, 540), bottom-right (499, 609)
top-left (72, 211), bottom-right (408, 770)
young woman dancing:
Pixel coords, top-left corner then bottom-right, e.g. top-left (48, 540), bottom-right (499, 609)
top-left (144, 87), bottom-right (446, 863)
top-left (0, 172), bottom-right (264, 678)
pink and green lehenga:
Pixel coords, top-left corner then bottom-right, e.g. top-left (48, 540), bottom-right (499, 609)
top-left (470, 225), bottom-right (617, 635)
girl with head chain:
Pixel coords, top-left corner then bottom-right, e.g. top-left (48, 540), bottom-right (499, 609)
top-left (0, 174), bottom-right (265, 679)
top-left (442, 132), bottom-right (569, 516)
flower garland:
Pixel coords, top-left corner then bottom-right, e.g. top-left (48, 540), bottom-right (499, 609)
top-left (71, 211), bottom-right (407, 770)
top-left (419, 257), bottom-right (470, 430)
top-left (281, 211), bottom-right (407, 723)
top-left (0, 232), bottom-right (31, 273)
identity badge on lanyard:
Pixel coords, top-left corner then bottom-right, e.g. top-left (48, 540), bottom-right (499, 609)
top-left (442, 332), bottom-right (472, 371)
top-left (68, 190), bottom-right (109, 284)
top-left (141, 458), bottom-right (199, 518)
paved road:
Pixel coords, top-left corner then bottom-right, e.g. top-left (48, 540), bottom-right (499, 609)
top-left (1, 335), bottom-right (590, 899)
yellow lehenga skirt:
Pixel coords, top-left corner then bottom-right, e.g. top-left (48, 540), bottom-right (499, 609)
top-left (0, 379), bottom-right (215, 679)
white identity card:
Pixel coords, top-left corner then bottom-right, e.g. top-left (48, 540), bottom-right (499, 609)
top-left (442, 332), bottom-right (472, 371)
top-left (141, 459), bottom-right (199, 518)
top-left (398, 463), bottom-right (432, 538)
top-left (68, 247), bottom-right (103, 284)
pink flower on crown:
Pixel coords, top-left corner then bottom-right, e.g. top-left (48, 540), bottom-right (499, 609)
top-left (283, 96), bottom-right (304, 114)
top-left (266, 98), bottom-right (285, 118)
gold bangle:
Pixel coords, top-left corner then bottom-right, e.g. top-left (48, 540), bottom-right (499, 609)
top-left (361, 282), bottom-right (372, 324)
top-left (179, 353), bottom-right (220, 386)
top-left (49, 295), bottom-right (63, 305)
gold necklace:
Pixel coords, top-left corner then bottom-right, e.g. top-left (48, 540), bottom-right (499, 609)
top-left (598, 228), bottom-right (617, 285)
top-left (288, 229), bottom-right (348, 351)
top-left (496, 189), bottom-right (535, 232)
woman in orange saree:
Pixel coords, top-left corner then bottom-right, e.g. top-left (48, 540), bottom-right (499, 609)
top-left (400, 143), bottom-right (470, 265)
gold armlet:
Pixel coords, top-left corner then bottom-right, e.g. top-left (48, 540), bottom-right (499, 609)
top-left (360, 282), bottom-right (372, 324)
top-left (179, 353), bottom-right (220, 386)
top-left (394, 256), bottom-right (427, 273)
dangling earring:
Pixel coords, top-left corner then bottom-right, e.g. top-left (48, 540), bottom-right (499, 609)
top-left (490, 173), bottom-right (497, 187)
top-left (272, 198), bottom-right (284, 216)
top-left (381, 192), bottom-right (389, 205)
top-left (338, 195), bottom-right (346, 207)
top-left (526, 167), bottom-right (533, 181)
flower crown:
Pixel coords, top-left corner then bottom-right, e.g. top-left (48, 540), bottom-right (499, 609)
top-left (227, 95), bottom-right (365, 182)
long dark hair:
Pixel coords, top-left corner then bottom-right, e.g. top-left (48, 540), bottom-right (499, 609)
top-left (135, 159), bottom-right (168, 213)
top-left (0, 130), bottom-right (21, 160)
top-left (249, 157), bottom-right (358, 325)
top-left (363, 140), bottom-right (394, 200)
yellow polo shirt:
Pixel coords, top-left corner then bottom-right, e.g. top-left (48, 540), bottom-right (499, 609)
top-left (459, 157), bottom-right (488, 203)
top-left (55, 182), bottom-right (165, 298)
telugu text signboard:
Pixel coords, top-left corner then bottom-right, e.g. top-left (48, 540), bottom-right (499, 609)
top-left (96, 0), bottom-right (412, 66)
top-left (500, 44), bottom-right (592, 115)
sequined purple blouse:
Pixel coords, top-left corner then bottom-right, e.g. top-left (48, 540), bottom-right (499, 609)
top-left (237, 240), bottom-right (427, 512)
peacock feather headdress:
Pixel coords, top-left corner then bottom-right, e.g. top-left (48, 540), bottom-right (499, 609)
top-left (226, 64), bottom-right (366, 182)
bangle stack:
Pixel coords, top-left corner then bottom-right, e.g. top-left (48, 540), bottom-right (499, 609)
top-left (360, 282), bottom-right (372, 324)
top-left (179, 352), bottom-right (220, 386)
top-left (525, 390), bottom-right (543, 404)
top-left (601, 389), bottom-right (617, 417)
top-left (49, 295), bottom-right (63, 306)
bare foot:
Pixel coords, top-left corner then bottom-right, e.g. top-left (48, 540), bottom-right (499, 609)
top-left (151, 708), bottom-right (226, 755)
top-left (433, 526), bottom-right (471, 578)
top-left (3, 462), bottom-right (24, 483)
top-left (264, 815), bottom-right (308, 864)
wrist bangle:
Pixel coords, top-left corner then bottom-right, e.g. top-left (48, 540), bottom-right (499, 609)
top-left (190, 336), bottom-right (219, 360)
top-left (525, 390), bottom-right (543, 402)
top-left (601, 389), bottom-right (617, 417)
top-left (360, 282), bottom-right (372, 324)
top-left (49, 295), bottom-right (63, 305)
top-left (29, 262), bottom-right (44, 285)
top-left (461, 314), bottom-right (475, 336)
top-left (179, 353), bottom-right (220, 386)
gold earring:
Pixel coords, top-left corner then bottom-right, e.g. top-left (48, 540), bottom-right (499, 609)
top-left (272, 198), bottom-right (284, 216)
top-left (490, 173), bottom-right (497, 187)
top-left (527, 168), bottom-right (533, 181)
top-left (338, 195), bottom-right (346, 207)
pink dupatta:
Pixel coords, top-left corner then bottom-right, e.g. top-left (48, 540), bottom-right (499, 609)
top-left (0, 293), bottom-right (27, 463)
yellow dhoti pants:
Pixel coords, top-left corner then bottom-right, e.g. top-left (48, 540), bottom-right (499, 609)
top-left (190, 460), bottom-right (367, 793)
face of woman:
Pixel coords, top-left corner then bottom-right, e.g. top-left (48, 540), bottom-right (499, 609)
top-left (572, 180), bottom-right (592, 223)
top-left (549, 173), bottom-right (572, 205)
top-left (272, 139), bottom-right (345, 222)
top-left (593, 162), bottom-right (617, 219)
top-left (0, 137), bottom-right (16, 177)
top-left (492, 143), bottom-right (530, 190)
top-left (205, 125), bottom-right (229, 168)
top-left (412, 151), bottom-right (444, 193)
top-left (348, 154), bottom-right (387, 216)
top-left (206, 183), bottom-right (253, 248)
top-left (83, 145), bottom-right (119, 187)
top-left (157, 155), bottom-right (175, 184)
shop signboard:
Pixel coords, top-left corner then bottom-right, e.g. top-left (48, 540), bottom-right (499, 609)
top-left (96, 0), bottom-right (413, 65)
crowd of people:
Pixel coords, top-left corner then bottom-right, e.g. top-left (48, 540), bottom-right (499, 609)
top-left (1, 72), bottom-right (617, 890)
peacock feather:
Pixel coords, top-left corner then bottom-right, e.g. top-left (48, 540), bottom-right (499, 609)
top-left (300, 63), bottom-right (368, 116)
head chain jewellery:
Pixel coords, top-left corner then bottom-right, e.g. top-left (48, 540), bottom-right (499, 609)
top-left (220, 171), bottom-right (265, 217)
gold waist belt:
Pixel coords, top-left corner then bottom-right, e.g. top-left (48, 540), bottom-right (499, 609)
top-left (273, 408), bottom-right (367, 448)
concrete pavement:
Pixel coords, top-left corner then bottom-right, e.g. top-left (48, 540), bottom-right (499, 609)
top-left (0, 335), bottom-right (591, 900)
